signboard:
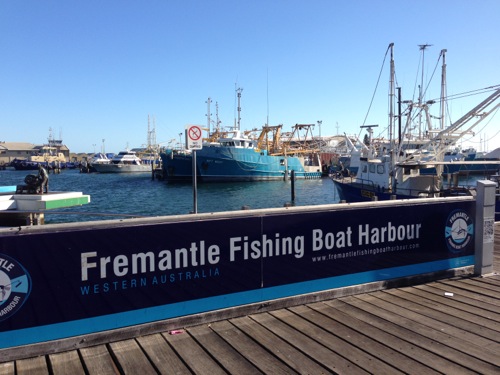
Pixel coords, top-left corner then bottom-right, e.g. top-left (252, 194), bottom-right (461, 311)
top-left (0, 200), bottom-right (475, 348)
top-left (185, 125), bottom-right (203, 150)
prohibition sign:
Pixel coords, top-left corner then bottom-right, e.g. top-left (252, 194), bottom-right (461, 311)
top-left (186, 125), bottom-right (203, 150)
top-left (188, 126), bottom-right (202, 141)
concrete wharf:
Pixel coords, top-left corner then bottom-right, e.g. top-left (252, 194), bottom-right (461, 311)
top-left (0, 224), bottom-right (499, 374)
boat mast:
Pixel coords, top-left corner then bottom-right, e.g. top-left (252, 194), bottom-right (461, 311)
top-left (215, 101), bottom-right (221, 133)
top-left (147, 115), bottom-right (151, 148)
top-left (388, 43), bottom-right (396, 189)
top-left (388, 43), bottom-right (395, 151)
top-left (152, 116), bottom-right (157, 148)
top-left (236, 87), bottom-right (243, 130)
top-left (418, 44), bottom-right (432, 138)
top-left (440, 49), bottom-right (447, 130)
top-left (206, 97), bottom-right (212, 134)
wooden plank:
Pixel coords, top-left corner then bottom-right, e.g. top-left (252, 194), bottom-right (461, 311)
top-left (321, 298), bottom-right (476, 374)
top-left (407, 284), bottom-right (500, 322)
top-left (14, 356), bottom-right (49, 374)
top-left (468, 276), bottom-right (500, 288)
top-left (343, 293), bottom-right (499, 374)
top-left (453, 277), bottom-right (500, 293)
top-left (307, 301), bottom-right (442, 375)
top-left (108, 339), bottom-right (158, 375)
top-left (209, 319), bottom-right (296, 375)
top-left (79, 344), bottom-right (120, 375)
top-left (0, 362), bottom-right (14, 375)
top-left (436, 278), bottom-right (500, 299)
top-left (268, 307), bottom-right (404, 375)
top-left (48, 350), bottom-right (86, 375)
top-left (162, 329), bottom-right (227, 375)
top-left (136, 333), bottom-right (191, 375)
top-left (371, 290), bottom-right (500, 364)
top-left (233, 314), bottom-right (352, 374)
top-left (289, 304), bottom-right (439, 375)
top-left (380, 288), bottom-right (500, 337)
top-left (187, 324), bottom-right (262, 374)
top-left (429, 280), bottom-right (500, 307)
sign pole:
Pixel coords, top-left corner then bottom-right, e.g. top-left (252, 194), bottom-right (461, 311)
top-left (185, 124), bottom-right (203, 214)
top-left (192, 150), bottom-right (197, 214)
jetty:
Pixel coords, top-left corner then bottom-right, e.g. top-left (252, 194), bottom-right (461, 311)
top-left (1, 232), bottom-right (498, 374)
top-left (0, 186), bottom-right (90, 226)
top-left (0, 184), bottom-right (498, 374)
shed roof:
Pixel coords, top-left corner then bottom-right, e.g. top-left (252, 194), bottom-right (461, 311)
top-left (0, 142), bottom-right (36, 151)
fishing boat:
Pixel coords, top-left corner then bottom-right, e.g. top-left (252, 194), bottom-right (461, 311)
top-left (490, 174), bottom-right (500, 221)
top-left (161, 89), bottom-right (322, 182)
top-left (161, 124), bottom-right (323, 182)
top-left (92, 150), bottom-right (150, 173)
top-left (201, 126), bottom-right (322, 182)
top-left (420, 146), bottom-right (500, 176)
top-left (331, 43), bottom-right (500, 202)
top-left (11, 130), bottom-right (68, 171)
top-left (11, 145), bottom-right (67, 171)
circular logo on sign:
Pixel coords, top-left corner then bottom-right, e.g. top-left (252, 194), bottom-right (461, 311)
top-left (444, 210), bottom-right (474, 253)
top-left (0, 254), bottom-right (32, 322)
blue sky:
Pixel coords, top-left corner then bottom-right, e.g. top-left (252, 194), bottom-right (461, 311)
top-left (1, 1), bottom-right (499, 153)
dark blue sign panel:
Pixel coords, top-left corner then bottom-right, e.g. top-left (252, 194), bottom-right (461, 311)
top-left (0, 200), bottom-right (475, 348)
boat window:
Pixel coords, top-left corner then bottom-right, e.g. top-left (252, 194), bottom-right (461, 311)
top-left (369, 164), bottom-right (376, 173)
top-left (377, 164), bottom-right (385, 174)
top-left (362, 165), bottom-right (367, 173)
top-left (280, 159), bottom-right (285, 166)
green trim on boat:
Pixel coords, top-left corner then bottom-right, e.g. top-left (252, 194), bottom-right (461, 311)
top-left (43, 197), bottom-right (90, 209)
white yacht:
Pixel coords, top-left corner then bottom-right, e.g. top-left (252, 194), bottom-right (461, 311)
top-left (92, 150), bottom-right (150, 173)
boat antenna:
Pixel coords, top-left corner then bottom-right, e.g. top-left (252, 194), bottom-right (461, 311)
top-left (266, 68), bottom-right (269, 126)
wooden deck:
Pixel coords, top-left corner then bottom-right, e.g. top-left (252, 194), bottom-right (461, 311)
top-left (1, 224), bottom-right (499, 374)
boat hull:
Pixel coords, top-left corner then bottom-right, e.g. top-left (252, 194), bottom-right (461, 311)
top-left (160, 151), bottom-right (196, 182)
top-left (331, 178), bottom-right (472, 202)
top-left (11, 160), bottom-right (39, 171)
top-left (161, 148), bottom-right (322, 182)
top-left (198, 147), bottom-right (321, 182)
top-left (332, 178), bottom-right (410, 201)
top-left (92, 164), bottom-right (150, 173)
top-left (11, 159), bottom-right (65, 171)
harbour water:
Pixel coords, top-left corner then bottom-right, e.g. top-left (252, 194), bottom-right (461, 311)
top-left (0, 169), bottom-right (340, 224)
